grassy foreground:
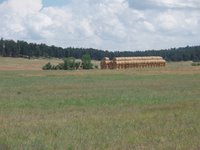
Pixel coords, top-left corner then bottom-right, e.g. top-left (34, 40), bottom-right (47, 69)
top-left (0, 58), bottom-right (200, 149)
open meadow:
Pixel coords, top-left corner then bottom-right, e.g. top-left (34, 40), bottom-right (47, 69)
top-left (0, 57), bottom-right (200, 150)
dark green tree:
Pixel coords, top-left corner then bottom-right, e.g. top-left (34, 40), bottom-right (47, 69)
top-left (0, 38), bottom-right (200, 62)
top-left (0, 38), bottom-right (3, 56)
top-left (81, 54), bottom-right (93, 69)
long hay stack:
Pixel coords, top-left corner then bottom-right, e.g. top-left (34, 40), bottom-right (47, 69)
top-left (100, 57), bottom-right (113, 69)
top-left (101, 56), bottom-right (166, 69)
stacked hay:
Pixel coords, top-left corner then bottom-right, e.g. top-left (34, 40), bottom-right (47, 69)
top-left (100, 57), bottom-right (113, 69)
top-left (101, 56), bottom-right (166, 69)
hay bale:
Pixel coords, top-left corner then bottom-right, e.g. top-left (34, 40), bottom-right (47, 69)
top-left (102, 56), bottom-right (166, 69)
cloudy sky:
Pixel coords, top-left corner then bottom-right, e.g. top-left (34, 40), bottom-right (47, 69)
top-left (0, 0), bottom-right (199, 51)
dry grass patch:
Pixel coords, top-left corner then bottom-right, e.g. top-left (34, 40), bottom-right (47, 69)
top-left (0, 57), bottom-right (62, 70)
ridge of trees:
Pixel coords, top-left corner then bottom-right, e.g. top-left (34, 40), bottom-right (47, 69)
top-left (0, 38), bottom-right (200, 62)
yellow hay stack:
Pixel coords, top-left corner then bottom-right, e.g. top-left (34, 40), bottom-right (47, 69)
top-left (101, 56), bottom-right (166, 69)
top-left (100, 57), bottom-right (113, 69)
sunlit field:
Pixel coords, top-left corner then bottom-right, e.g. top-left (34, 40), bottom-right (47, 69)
top-left (0, 57), bottom-right (200, 150)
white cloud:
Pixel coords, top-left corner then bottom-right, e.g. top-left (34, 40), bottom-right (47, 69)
top-left (129, 0), bottom-right (200, 10)
top-left (0, 0), bottom-right (200, 51)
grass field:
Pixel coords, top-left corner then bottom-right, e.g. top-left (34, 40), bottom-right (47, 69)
top-left (0, 57), bottom-right (200, 150)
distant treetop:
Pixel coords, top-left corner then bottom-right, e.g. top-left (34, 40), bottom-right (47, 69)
top-left (0, 38), bottom-right (200, 62)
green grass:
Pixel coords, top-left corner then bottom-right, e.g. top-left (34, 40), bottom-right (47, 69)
top-left (0, 58), bottom-right (200, 149)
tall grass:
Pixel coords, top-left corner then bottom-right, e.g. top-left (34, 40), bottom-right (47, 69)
top-left (0, 59), bottom-right (200, 149)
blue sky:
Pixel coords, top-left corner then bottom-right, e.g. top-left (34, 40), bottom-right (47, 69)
top-left (42, 0), bottom-right (69, 7)
top-left (0, 0), bottom-right (200, 51)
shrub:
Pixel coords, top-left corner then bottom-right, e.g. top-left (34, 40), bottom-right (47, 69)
top-left (57, 63), bottom-right (64, 70)
top-left (81, 54), bottom-right (93, 69)
top-left (94, 65), bottom-right (99, 69)
top-left (191, 62), bottom-right (200, 66)
top-left (75, 62), bottom-right (81, 70)
top-left (51, 65), bottom-right (60, 70)
top-left (63, 57), bottom-right (76, 70)
top-left (42, 62), bottom-right (52, 70)
top-left (42, 56), bottom-right (94, 70)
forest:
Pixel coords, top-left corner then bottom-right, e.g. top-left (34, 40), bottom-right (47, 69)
top-left (0, 38), bottom-right (200, 61)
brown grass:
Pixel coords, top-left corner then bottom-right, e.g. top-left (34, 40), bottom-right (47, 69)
top-left (0, 57), bottom-right (62, 70)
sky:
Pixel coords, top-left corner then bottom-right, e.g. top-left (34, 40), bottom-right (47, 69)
top-left (0, 0), bottom-right (200, 51)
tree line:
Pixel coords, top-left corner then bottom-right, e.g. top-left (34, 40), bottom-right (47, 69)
top-left (0, 38), bottom-right (200, 61)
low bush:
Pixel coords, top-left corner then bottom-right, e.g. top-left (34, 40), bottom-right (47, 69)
top-left (191, 62), bottom-right (200, 66)
top-left (81, 54), bottom-right (93, 69)
top-left (42, 62), bottom-right (52, 70)
top-left (94, 65), bottom-right (99, 69)
top-left (42, 55), bottom-right (93, 70)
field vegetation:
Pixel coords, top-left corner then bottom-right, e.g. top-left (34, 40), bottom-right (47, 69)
top-left (42, 54), bottom-right (94, 70)
top-left (0, 57), bottom-right (200, 149)
top-left (192, 62), bottom-right (200, 66)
